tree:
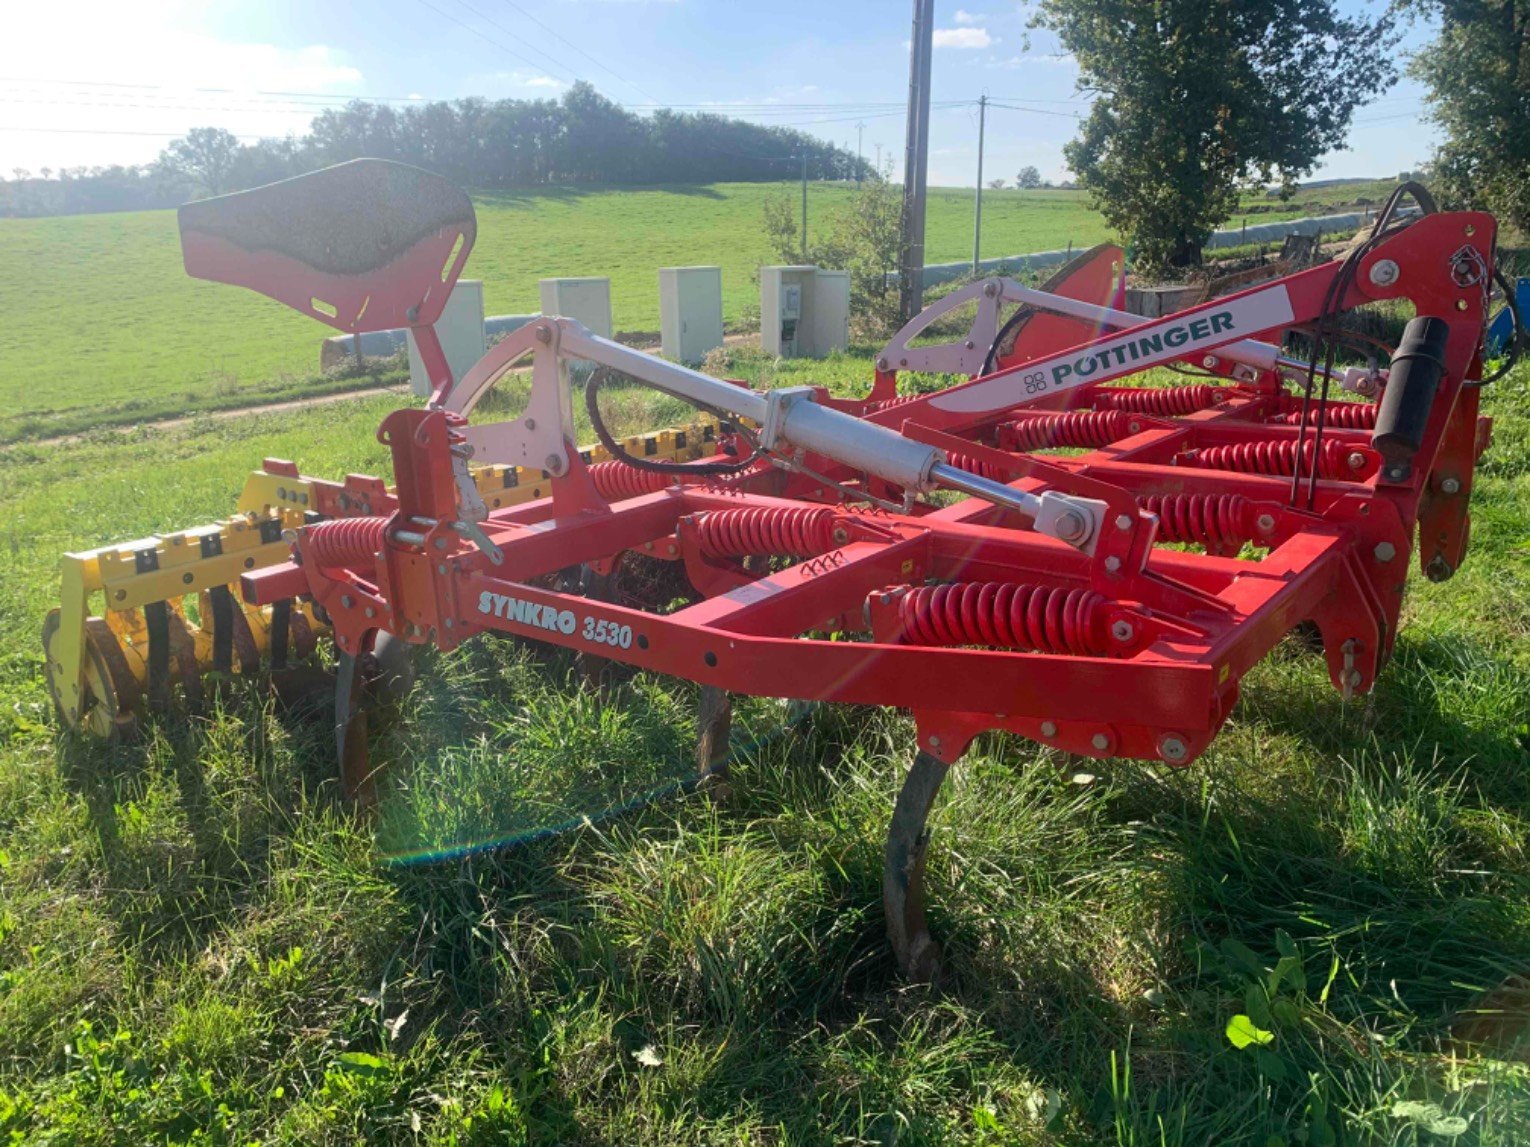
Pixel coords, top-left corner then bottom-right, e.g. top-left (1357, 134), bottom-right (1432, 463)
top-left (158, 127), bottom-right (243, 196)
top-left (1034, 0), bottom-right (1396, 274)
top-left (1406, 0), bottom-right (1529, 234)
top-left (761, 177), bottom-right (903, 337)
top-left (988, 178), bottom-right (1007, 190)
top-left (1015, 165), bottom-right (1042, 189)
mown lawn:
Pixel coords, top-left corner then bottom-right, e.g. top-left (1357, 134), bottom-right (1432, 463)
top-left (0, 179), bottom-right (1375, 444)
top-left (0, 345), bottom-right (1526, 1143)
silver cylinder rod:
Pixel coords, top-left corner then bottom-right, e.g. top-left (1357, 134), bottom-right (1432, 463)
top-left (928, 461), bottom-right (1043, 519)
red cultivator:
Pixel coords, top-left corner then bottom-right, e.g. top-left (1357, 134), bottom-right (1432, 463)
top-left (136, 161), bottom-right (1502, 978)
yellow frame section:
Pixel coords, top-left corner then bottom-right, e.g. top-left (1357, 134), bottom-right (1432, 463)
top-left (55, 413), bottom-right (730, 727)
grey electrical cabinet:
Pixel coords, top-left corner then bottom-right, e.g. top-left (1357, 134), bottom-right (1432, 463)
top-left (659, 266), bottom-right (724, 364)
top-left (539, 276), bottom-right (613, 338)
top-left (760, 265), bottom-right (850, 358)
top-left (406, 278), bottom-right (486, 397)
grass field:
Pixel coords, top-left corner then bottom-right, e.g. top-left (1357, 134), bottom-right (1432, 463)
top-left (0, 179), bottom-right (1385, 445)
top-left (0, 340), bottom-right (1526, 1142)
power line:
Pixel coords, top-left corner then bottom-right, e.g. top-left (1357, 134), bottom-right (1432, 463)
top-left (411, 0), bottom-right (578, 83)
top-left (986, 101), bottom-right (1084, 119)
top-left (494, 0), bottom-right (664, 104)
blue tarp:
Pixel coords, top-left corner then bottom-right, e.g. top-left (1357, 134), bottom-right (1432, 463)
top-left (1487, 277), bottom-right (1528, 358)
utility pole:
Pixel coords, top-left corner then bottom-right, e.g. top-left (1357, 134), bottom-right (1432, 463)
top-left (972, 93), bottom-right (987, 274)
top-left (898, 0), bottom-right (934, 323)
top-left (800, 151), bottom-right (809, 260)
top-left (875, 143), bottom-right (882, 174)
top-left (856, 121), bottom-right (866, 186)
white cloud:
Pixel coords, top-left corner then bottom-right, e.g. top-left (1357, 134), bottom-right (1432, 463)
top-left (954, 9), bottom-right (985, 24)
top-left (934, 27), bottom-right (994, 49)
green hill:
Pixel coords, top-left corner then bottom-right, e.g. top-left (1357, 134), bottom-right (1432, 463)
top-left (0, 179), bottom-right (1383, 443)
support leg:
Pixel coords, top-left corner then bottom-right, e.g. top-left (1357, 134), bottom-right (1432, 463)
top-left (884, 750), bottom-right (952, 982)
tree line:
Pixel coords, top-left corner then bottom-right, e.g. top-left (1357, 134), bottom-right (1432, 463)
top-left (0, 81), bottom-right (871, 218)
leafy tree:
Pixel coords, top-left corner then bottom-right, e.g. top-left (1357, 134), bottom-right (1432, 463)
top-left (762, 176), bottom-right (903, 336)
top-left (1405, 0), bottom-right (1529, 234)
top-left (988, 178), bottom-right (1008, 190)
top-left (158, 127), bottom-right (243, 196)
top-left (1015, 165), bottom-right (1042, 189)
top-left (1034, 0), bottom-right (1396, 273)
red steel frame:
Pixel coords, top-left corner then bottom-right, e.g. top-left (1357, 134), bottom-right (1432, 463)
top-left (180, 162), bottom-right (1495, 978)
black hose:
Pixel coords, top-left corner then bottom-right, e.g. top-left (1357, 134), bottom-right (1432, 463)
top-left (582, 366), bottom-right (760, 477)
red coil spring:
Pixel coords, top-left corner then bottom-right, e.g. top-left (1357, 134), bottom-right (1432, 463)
top-left (897, 581), bottom-right (1112, 656)
top-left (693, 506), bottom-right (839, 559)
top-left (1001, 410), bottom-right (1132, 452)
top-left (945, 452), bottom-right (1011, 481)
top-left (871, 393), bottom-right (925, 411)
top-left (303, 516), bottom-right (388, 569)
top-left (1278, 403), bottom-right (1378, 429)
top-left (1184, 438), bottom-right (1369, 480)
top-left (1138, 493), bottom-right (1259, 547)
top-left (1092, 384), bottom-right (1222, 416)
top-left (589, 460), bottom-right (675, 501)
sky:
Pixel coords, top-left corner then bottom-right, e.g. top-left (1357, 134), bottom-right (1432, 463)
top-left (1, 0), bottom-right (1438, 188)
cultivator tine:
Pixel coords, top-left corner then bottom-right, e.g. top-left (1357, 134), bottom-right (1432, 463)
top-left (208, 585), bottom-right (236, 676)
top-left (334, 648), bottom-right (375, 807)
top-left (269, 599), bottom-right (291, 671)
top-left (884, 751), bottom-right (951, 984)
top-left (169, 613), bottom-right (205, 714)
top-left (696, 685), bottom-right (732, 789)
top-left (144, 601), bottom-right (172, 711)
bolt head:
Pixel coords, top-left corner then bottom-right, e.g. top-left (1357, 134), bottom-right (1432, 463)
top-left (1091, 733), bottom-right (1110, 752)
top-left (1440, 477), bottom-right (1461, 494)
top-left (535, 324), bottom-right (552, 343)
top-left (1158, 735), bottom-right (1188, 763)
top-left (1256, 513), bottom-right (1276, 533)
top-left (1202, 355), bottom-right (1218, 369)
top-left (1040, 721), bottom-right (1058, 737)
top-left (1115, 514), bottom-right (1134, 531)
top-left (1104, 555), bottom-right (1123, 573)
top-left (928, 736), bottom-right (941, 750)
top-left (1347, 451), bottom-right (1367, 471)
top-left (545, 454), bottom-right (563, 473)
top-left (340, 594), bottom-right (354, 609)
top-left (1110, 619), bottom-right (1135, 643)
top-left (1369, 259), bottom-right (1400, 287)
top-left (1373, 542), bottom-right (1396, 563)
top-left (1053, 511), bottom-right (1087, 542)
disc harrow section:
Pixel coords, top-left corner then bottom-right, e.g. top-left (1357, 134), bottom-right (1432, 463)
top-left (47, 412), bottom-right (733, 738)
